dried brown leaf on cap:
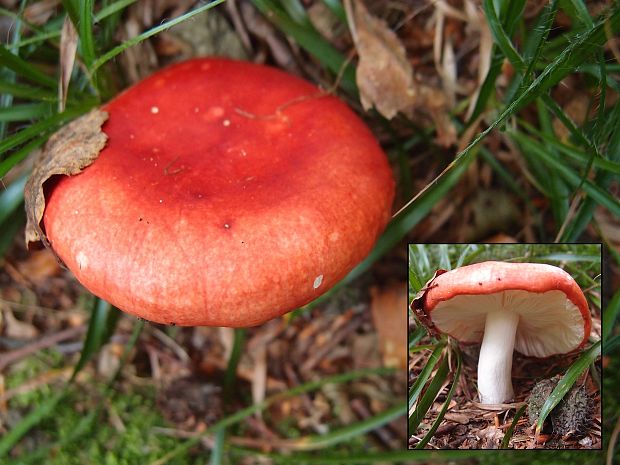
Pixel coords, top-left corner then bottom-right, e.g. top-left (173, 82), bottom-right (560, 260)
top-left (24, 109), bottom-right (109, 250)
top-left (344, 0), bottom-right (415, 119)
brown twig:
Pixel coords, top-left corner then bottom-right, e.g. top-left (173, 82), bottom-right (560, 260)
top-left (0, 325), bottom-right (86, 372)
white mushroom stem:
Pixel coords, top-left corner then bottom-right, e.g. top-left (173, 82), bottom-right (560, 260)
top-left (477, 310), bottom-right (519, 404)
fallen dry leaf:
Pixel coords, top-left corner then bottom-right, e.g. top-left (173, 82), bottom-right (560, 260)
top-left (370, 282), bottom-right (408, 369)
top-left (24, 109), bottom-right (108, 250)
top-left (59, 16), bottom-right (78, 112)
top-left (345, 0), bottom-right (415, 119)
top-left (2, 308), bottom-right (39, 339)
top-left (16, 248), bottom-right (61, 283)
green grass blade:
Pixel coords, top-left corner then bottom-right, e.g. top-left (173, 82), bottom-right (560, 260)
top-left (606, 335), bottom-right (620, 355)
top-left (78, 0), bottom-right (97, 70)
top-left (320, 0), bottom-right (346, 22)
top-left (482, 0), bottom-right (526, 73)
top-left (519, 0), bottom-right (557, 82)
top-left (210, 328), bottom-right (247, 465)
top-left (539, 6), bottom-right (620, 98)
top-left (511, 131), bottom-right (620, 218)
top-left (409, 325), bottom-right (427, 351)
top-left (0, 45), bottom-right (57, 88)
top-left (349, 151), bottom-right (472, 282)
top-left (251, 0), bottom-right (356, 94)
top-left (0, 210), bottom-right (23, 257)
top-left (563, 0), bottom-right (594, 28)
top-left (71, 298), bottom-right (121, 380)
top-left (520, 122), bottom-right (620, 175)
top-left (455, 244), bottom-right (481, 268)
top-left (437, 244), bottom-right (451, 271)
top-left (0, 174), bottom-right (26, 225)
top-left (603, 289), bottom-right (620, 347)
top-left (60, 0), bottom-right (80, 27)
top-left (0, 102), bottom-right (52, 122)
top-left (90, 0), bottom-right (227, 73)
top-left (210, 429), bottom-right (226, 465)
top-left (466, 0), bottom-right (525, 125)
top-left (415, 348), bottom-right (462, 449)
top-left (409, 348), bottom-right (449, 433)
top-left (535, 100), bottom-right (569, 225)
top-left (286, 402), bottom-right (405, 451)
top-left (95, 0), bottom-right (138, 22)
top-left (0, 80), bottom-right (57, 100)
top-left (413, 244), bottom-right (431, 280)
top-left (279, 0), bottom-right (311, 26)
top-left (535, 341), bottom-right (601, 435)
top-left (501, 404), bottom-right (527, 448)
top-left (408, 343), bottom-right (446, 411)
top-left (0, 389), bottom-right (67, 457)
top-left (0, 106), bottom-right (87, 156)
top-left (0, 135), bottom-right (47, 178)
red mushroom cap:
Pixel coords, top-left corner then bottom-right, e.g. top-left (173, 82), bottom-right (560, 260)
top-left (413, 261), bottom-right (591, 356)
top-left (43, 58), bottom-right (394, 327)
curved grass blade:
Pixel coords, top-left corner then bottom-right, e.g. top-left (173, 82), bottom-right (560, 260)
top-left (535, 340), bottom-right (601, 436)
top-left (78, 0), bottom-right (97, 70)
top-left (415, 347), bottom-right (462, 449)
top-left (0, 106), bottom-right (89, 156)
top-left (408, 347), bottom-right (449, 434)
top-left (70, 298), bottom-right (121, 380)
top-left (482, 0), bottom-right (526, 73)
top-left (501, 404), bottom-right (527, 448)
top-left (408, 342), bottom-right (446, 412)
top-left (563, 0), bottom-right (594, 28)
top-left (90, 0), bottom-right (227, 73)
top-left (520, 122), bottom-right (620, 175)
top-left (466, 0), bottom-right (525, 126)
top-left (510, 131), bottom-right (620, 217)
top-left (0, 45), bottom-right (57, 88)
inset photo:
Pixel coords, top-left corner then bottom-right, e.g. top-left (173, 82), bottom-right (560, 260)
top-left (408, 243), bottom-right (602, 450)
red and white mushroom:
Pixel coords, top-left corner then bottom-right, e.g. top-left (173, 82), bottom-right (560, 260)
top-left (41, 58), bottom-right (395, 327)
top-left (412, 261), bottom-right (591, 405)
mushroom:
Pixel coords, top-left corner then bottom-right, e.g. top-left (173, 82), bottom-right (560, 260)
top-left (412, 261), bottom-right (591, 405)
top-left (41, 58), bottom-right (395, 327)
